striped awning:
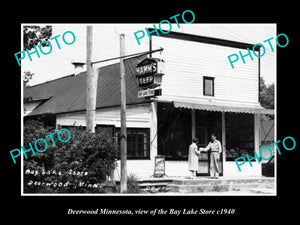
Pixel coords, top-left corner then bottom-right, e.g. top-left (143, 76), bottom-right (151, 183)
top-left (173, 101), bottom-right (274, 114)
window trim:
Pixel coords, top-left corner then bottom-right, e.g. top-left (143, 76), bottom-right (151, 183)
top-left (203, 76), bottom-right (215, 96)
top-left (115, 128), bottom-right (151, 160)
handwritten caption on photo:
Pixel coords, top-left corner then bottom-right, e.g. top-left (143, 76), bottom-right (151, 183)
top-left (24, 168), bottom-right (95, 189)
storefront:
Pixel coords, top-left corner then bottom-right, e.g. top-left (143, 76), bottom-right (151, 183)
top-left (24, 30), bottom-right (274, 180)
top-left (155, 101), bottom-right (272, 177)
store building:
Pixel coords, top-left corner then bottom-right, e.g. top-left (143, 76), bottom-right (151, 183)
top-left (24, 30), bottom-right (274, 179)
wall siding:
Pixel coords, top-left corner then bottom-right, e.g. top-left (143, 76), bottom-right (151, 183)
top-left (152, 36), bottom-right (259, 104)
top-left (56, 104), bottom-right (151, 128)
top-left (56, 103), bottom-right (160, 178)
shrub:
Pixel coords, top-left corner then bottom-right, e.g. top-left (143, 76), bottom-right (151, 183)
top-left (23, 120), bottom-right (118, 193)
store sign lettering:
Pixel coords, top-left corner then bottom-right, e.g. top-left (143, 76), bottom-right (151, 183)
top-left (138, 88), bottom-right (162, 98)
top-left (136, 58), bottom-right (164, 87)
top-left (136, 62), bottom-right (157, 76)
top-left (139, 75), bottom-right (154, 86)
top-left (136, 58), bottom-right (164, 98)
top-left (138, 89), bottom-right (155, 98)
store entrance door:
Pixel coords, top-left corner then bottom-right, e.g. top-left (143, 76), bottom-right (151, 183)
top-left (196, 126), bottom-right (210, 175)
top-left (195, 110), bottom-right (223, 176)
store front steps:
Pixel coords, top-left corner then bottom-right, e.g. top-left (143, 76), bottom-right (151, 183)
top-left (138, 176), bottom-right (275, 194)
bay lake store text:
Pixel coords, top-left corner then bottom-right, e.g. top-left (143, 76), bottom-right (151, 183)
top-left (24, 30), bottom-right (274, 179)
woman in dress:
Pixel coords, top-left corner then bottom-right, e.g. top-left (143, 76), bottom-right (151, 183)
top-left (188, 138), bottom-right (200, 179)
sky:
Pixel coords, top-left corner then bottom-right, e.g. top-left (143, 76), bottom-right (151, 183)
top-left (21, 23), bottom-right (276, 86)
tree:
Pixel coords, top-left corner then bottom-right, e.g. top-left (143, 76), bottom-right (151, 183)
top-left (260, 77), bottom-right (274, 109)
top-left (22, 26), bottom-right (52, 86)
top-left (23, 26), bottom-right (52, 51)
top-left (23, 71), bottom-right (34, 87)
top-left (23, 120), bottom-right (118, 193)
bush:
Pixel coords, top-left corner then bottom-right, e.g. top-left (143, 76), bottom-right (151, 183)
top-left (125, 174), bottom-right (141, 193)
top-left (23, 120), bottom-right (118, 193)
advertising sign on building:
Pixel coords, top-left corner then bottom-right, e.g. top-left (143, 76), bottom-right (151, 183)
top-left (138, 88), bottom-right (162, 98)
top-left (136, 58), bottom-right (165, 77)
top-left (153, 155), bottom-right (166, 178)
top-left (136, 58), bottom-right (165, 98)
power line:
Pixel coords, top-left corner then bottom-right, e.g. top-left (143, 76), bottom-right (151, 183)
top-left (91, 48), bottom-right (164, 65)
top-left (214, 26), bottom-right (275, 57)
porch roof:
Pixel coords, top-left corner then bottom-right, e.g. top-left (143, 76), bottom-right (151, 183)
top-left (156, 97), bottom-right (274, 115)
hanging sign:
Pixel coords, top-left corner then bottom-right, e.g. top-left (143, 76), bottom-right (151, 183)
top-left (138, 75), bottom-right (154, 87)
top-left (136, 58), bottom-right (164, 76)
top-left (136, 58), bottom-right (165, 89)
top-left (138, 89), bottom-right (155, 98)
top-left (138, 88), bottom-right (162, 98)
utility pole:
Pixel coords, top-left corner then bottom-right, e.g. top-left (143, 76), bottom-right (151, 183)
top-left (120, 34), bottom-right (127, 193)
top-left (86, 25), bottom-right (97, 133)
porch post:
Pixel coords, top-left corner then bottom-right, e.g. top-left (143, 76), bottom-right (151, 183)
top-left (221, 112), bottom-right (226, 173)
top-left (191, 109), bottom-right (196, 139)
top-left (150, 101), bottom-right (158, 160)
top-left (254, 113), bottom-right (261, 153)
top-left (254, 113), bottom-right (262, 175)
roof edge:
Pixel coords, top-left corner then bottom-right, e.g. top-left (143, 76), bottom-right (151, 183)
top-left (25, 101), bottom-right (153, 117)
top-left (149, 28), bottom-right (258, 50)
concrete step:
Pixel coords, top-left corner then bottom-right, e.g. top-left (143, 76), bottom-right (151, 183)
top-left (138, 177), bottom-right (172, 188)
top-left (168, 177), bottom-right (275, 193)
top-left (168, 183), bottom-right (274, 193)
top-left (171, 177), bottom-right (274, 185)
top-left (139, 182), bottom-right (170, 188)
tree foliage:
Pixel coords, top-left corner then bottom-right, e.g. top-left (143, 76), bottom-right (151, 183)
top-left (23, 120), bottom-right (118, 193)
top-left (23, 26), bottom-right (52, 51)
top-left (23, 71), bottom-right (34, 87)
top-left (22, 26), bottom-right (52, 86)
top-left (260, 77), bottom-right (274, 109)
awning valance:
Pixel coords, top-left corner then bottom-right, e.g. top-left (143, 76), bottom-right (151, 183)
top-left (173, 101), bottom-right (274, 115)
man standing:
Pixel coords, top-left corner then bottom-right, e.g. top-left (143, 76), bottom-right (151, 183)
top-left (188, 138), bottom-right (200, 179)
top-left (200, 133), bottom-right (222, 179)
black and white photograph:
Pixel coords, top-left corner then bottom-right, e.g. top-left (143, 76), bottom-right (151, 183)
top-left (3, 5), bottom-right (298, 221)
top-left (21, 23), bottom-right (276, 195)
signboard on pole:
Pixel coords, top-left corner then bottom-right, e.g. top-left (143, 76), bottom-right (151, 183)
top-left (136, 58), bottom-right (165, 95)
top-left (138, 88), bottom-right (162, 98)
top-left (136, 58), bottom-right (165, 77)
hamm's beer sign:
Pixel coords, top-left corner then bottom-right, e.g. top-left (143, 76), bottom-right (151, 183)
top-left (136, 58), bottom-right (165, 98)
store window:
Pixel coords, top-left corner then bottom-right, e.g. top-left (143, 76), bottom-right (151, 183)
top-left (225, 113), bottom-right (254, 161)
top-left (203, 76), bottom-right (214, 96)
top-left (157, 102), bottom-right (192, 160)
top-left (116, 128), bottom-right (150, 159)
